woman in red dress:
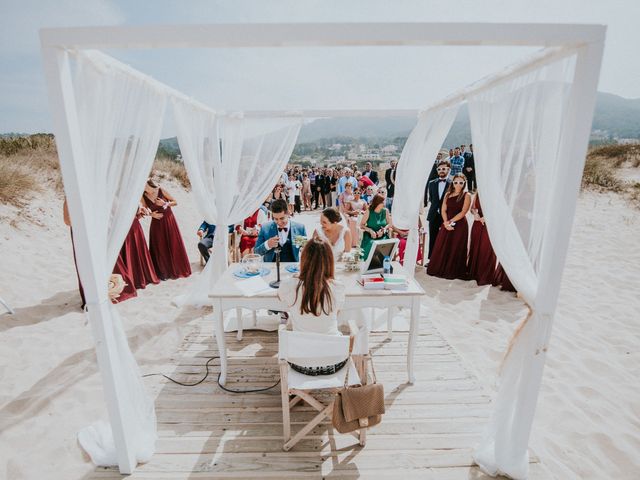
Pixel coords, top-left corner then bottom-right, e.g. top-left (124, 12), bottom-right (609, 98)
top-left (143, 180), bottom-right (192, 281)
top-left (467, 195), bottom-right (497, 285)
top-left (121, 205), bottom-right (160, 289)
top-left (426, 174), bottom-right (471, 280)
top-left (236, 208), bottom-right (267, 257)
top-left (111, 253), bottom-right (137, 302)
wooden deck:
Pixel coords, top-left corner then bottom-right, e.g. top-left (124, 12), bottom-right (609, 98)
top-left (89, 313), bottom-right (550, 479)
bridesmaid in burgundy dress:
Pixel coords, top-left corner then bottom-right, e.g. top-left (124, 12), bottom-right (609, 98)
top-left (467, 195), bottom-right (497, 285)
top-left (143, 180), bottom-right (192, 281)
top-left (493, 263), bottom-right (516, 292)
top-left (121, 205), bottom-right (160, 289)
top-left (427, 174), bottom-right (472, 280)
top-left (111, 253), bottom-right (137, 302)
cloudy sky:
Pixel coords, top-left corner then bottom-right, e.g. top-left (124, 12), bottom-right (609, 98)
top-left (1, 0), bottom-right (638, 133)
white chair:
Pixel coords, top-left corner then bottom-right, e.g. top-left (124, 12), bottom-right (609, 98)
top-left (278, 328), bottom-right (367, 451)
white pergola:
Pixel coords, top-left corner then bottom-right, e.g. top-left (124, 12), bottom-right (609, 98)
top-left (40, 22), bottom-right (605, 478)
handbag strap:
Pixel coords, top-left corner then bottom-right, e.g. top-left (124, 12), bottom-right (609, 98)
top-left (343, 351), bottom-right (378, 388)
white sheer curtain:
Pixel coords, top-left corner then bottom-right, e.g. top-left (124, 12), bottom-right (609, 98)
top-left (468, 53), bottom-right (578, 479)
top-left (69, 51), bottom-right (166, 466)
top-left (392, 105), bottom-right (460, 275)
top-left (172, 99), bottom-right (302, 305)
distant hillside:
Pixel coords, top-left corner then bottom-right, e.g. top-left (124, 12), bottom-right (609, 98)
top-left (298, 92), bottom-right (640, 143)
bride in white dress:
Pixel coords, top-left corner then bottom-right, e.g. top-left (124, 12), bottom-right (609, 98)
top-left (313, 207), bottom-right (352, 260)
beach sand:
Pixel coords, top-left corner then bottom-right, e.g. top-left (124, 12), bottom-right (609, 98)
top-left (0, 184), bottom-right (638, 479)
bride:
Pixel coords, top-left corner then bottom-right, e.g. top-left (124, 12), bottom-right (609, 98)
top-left (313, 207), bottom-right (351, 260)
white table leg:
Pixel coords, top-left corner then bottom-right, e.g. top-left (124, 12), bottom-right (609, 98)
top-left (236, 307), bottom-right (243, 341)
top-left (387, 306), bottom-right (395, 339)
top-left (408, 297), bottom-right (420, 384)
top-left (213, 299), bottom-right (228, 386)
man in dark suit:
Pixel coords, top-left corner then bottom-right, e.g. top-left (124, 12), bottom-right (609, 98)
top-left (254, 199), bottom-right (307, 262)
top-left (424, 159), bottom-right (451, 260)
top-left (363, 161), bottom-right (379, 185)
top-left (463, 143), bottom-right (476, 192)
top-left (315, 169), bottom-right (325, 209)
top-left (384, 160), bottom-right (397, 209)
top-left (427, 152), bottom-right (444, 184)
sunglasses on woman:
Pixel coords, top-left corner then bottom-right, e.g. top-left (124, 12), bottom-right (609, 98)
top-left (453, 181), bottom-right (465, 185)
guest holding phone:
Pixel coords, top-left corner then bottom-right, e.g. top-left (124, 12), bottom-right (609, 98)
top-left (427, 174), bottom-right (471, 280)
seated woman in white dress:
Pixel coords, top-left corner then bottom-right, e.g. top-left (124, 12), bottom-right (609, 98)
top-left (313, 207), bottom-right (351, 260)
top-left (278, 237), bottom-right (347, 375)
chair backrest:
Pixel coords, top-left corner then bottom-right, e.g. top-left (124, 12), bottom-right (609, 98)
top-left (279, 329), bottom-right (350, 368)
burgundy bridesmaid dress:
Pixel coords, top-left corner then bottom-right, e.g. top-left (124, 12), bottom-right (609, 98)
top-left (144, 189), bottom-right (192, 280)
top-left (427, 193), bottom-right (470, 280)
top-left (493, 263), bottom-right (516, 292)
top-left (112, 253), bottom-right (137, 302)
top-left (467, 197), bottom-right (497, 285)
top-left (121, 216), bottom-right (160, 289)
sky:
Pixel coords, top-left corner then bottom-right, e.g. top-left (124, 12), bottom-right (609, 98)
top-left (1, 0), bottom-right (638, 134)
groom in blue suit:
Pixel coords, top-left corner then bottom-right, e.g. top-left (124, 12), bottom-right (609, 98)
top-left (254, 199), bottom-right (306, 262)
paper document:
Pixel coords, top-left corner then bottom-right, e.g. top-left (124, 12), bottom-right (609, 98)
top-left (235, 276), bottom-right (273, 297)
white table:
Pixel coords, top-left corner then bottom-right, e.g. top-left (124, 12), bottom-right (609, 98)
top-left (209, 262), bottom-right (425, 385)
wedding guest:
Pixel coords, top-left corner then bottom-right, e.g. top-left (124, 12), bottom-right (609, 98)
top-left (424, 160), bottom-right (452, 259)
top-left (302, 173), bottom-right (312, 210)
top-left (197, 221), bottom-right (216, 263)
top-left (384, 160), bottom-right (397, 209)
top-left (338, 181), bottom-right (355, 220)
top-left (362, 185), bottom-right (375, 204)
top-left (346, 188), bottom-right (367, 247)
top-left (338, 168), bottom-right (357, 203)
top-left (358, 173), bottom-right (375, 191)
top-left (394, 222), bottom-right (424, 266)
top-left (236, 208), bottom-right (268, 257)
top-left (278, 238), bottom-right (347, 374)
top-left (254, 199), bottom-right (307, 262)
top-left (111, 253), bottom-right (137, 302)
top-left (286, 174), bottom-right (298, 216)
top-left (329, 169), bottom-right (339, 207)
top-left (121, 205), bottom-right (160, 289)
top-left (360, 193), bottom-right (392, 259)
top-left (313, 169), bottom-right (322, 209)
top-left (63, 199), bottom-right (85, 309)
top-left (143, 179), bottom-right (192, 280)
top-left (362, 161), bottom-right (379, 184)
top-left (314, 207), bottom-right (351, 259)
top-left (320, 168), bottom-right (331, 209)
top-left (467, 195), bottom-right (497, 285)
top-left (427, 152), bottom-right (445, 184)
top-left (427, 174), bottom-right (472, 280)
top-left (449, 147), bottom-right (465, 176)
top-left (464, 143), bottom-right (476, 193)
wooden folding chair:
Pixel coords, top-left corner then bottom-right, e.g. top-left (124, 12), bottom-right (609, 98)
top-left (278, 328), bottom-right (368, 451)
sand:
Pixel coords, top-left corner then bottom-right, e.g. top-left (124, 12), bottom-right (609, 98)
top-left (0, 184), bottom-right (639, 479)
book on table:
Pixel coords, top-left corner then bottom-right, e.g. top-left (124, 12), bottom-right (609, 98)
top-left (359, 273), bottom-right (409, 290)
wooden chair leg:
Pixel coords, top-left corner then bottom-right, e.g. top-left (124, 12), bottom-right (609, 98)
top-left (279, 362), bottom-right (291, 443)
top-left (284, 403), bottom-right (333, 451)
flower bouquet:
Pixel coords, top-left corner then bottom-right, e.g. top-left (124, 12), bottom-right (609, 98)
top-left (293, 235), bottom-right (308, 250)
top-left (341, 247), bottom-right (365, 271)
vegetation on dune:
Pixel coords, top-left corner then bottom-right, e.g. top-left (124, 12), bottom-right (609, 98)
top-left (152, 156), bottom-right (190, 190)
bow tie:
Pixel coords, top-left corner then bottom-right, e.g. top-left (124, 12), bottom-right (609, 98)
top-left (439, 179), bottom-right (447, 183)
top-left (278, 227), bottom-right (288, 232)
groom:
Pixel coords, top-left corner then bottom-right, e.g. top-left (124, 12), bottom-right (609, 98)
top-left (424, 159), bottom-right (452, 260)
top-left (255, 199), bottom-right (306, 262)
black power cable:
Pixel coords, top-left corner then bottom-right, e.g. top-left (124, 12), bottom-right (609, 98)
top-left (143, 356), bottom-right (280, 393)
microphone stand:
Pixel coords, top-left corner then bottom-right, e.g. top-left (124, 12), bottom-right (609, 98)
top-left (269, 246), bottom-right (282, 288)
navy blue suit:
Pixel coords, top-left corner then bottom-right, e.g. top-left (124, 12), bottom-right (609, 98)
top-left (254, 221), bottom-right (307, 262)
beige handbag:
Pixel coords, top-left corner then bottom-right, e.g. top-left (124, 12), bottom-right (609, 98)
top-left (332, 355), bottom-right (385, 434)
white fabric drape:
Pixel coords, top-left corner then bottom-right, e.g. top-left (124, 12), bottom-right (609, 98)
top-left (392, 105), bottom-right (460, 275)
top-left (468, 53), bottom-right (578, 479)
top-left (71, 50), bottom-right (165, 466)
top-left (172, 99), bottom-right (302, 305)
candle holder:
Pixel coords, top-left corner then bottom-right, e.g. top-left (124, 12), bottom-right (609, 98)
top-left (269, 246), bottom-right (282, 288)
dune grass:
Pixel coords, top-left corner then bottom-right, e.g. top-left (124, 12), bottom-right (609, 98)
top-left (152, 156), bottom-right (191, 190)
top-left (0, 160), bottom-right (39, 207)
